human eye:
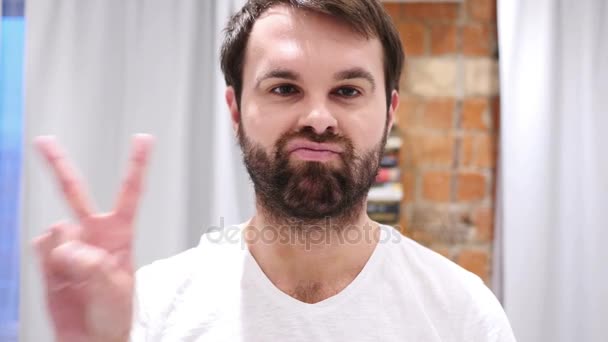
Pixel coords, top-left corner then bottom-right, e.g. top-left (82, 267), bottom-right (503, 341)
top-left (333, 86), bottom-right (362, 98)
top-left (271, 84), bottom-right (299, 96)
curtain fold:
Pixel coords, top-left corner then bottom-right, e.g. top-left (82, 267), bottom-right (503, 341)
top-left (498, 0), bottom-right (608, 341)
top-left (20, 1), bottom-right (252, 340)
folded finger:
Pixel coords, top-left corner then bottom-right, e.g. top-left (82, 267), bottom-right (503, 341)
top-left (32, 222), bottom-right (80, 290)
top-left (49, 240), bottom-right (120, 286)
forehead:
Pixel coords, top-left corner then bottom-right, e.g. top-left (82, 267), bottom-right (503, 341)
top-left (244, 5), bottom-right (384, 80)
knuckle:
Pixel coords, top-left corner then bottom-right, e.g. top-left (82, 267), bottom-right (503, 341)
top-left (115, 210), bottom-right (133, 223)
top-left (83, 256), bottom-right (105, 273)
top-left (123, 179), bottom-right (142, 193)
top-left (60, 177), bottom-right (79, 195)
top-left (47, 153), bottom-right (64, 165)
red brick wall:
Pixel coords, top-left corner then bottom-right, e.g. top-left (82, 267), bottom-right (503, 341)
top-left (384, 0), bottom-right (499, 285)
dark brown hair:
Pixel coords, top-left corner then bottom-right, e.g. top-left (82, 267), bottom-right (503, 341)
top-left (220, 0), bottom-right (405, 110)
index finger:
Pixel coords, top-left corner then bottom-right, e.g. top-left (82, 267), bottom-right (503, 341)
top-left (114, 134), bottom-right (155, 222)
top-left (34, 136), bottom-right (95, 221)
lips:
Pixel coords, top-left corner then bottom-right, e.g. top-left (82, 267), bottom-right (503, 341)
top-left (286, 140), bottom-right (344, 154)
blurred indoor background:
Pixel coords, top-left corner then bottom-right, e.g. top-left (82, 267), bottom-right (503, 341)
top-left (1, 0), bottom-right (606, 341)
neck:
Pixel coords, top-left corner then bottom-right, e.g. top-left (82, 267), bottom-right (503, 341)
top-left (244, 202), bottom-right (380, 288)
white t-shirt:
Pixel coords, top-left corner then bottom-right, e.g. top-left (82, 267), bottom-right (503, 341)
top-left (130, 224), bottom-right (516, 341)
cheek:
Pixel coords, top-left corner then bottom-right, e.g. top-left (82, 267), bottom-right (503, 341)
top-left (340, 111), bottom-right (387, 152)
top-left (240, 102), bottom-right (296, 151)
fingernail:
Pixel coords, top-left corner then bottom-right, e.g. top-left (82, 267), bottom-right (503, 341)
top-left (33, 135), bottom-right (55, 148)
top-left (134, 134), bottom-right (155, 146)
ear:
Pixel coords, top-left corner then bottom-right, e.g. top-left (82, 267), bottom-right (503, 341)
top-left (225, 86), bottom-right (240, 134)
top-left (387, 90), bottom-right (399, 132)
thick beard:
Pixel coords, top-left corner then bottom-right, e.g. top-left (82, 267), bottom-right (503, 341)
top-left (238, 124), bottom-right (388, 232)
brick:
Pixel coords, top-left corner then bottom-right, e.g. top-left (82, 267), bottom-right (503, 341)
top-left (461, 135), bottom-right (474, 167)
top-left (399, 214), bottom-right (409, 235)
top-left (462, 98), bottom-right (489, 130)
top-left (431, 245), bottom-right (451, 259)
top-left (404, 132), bottom-right (454, 167)
top-left (421, 99), bottom-right (455, 130)
top-left (491, 96), bottom-right (501, 132)
top-left (409, 229), bottom-right (434, 246)
top-left (464, 58), bottom-right (499, 96)
top-left (411, 206), bottom-right (445, 229)
top-left (411, 207), bottom-right (470, 244)
top-left (402, 170), bottom-right (416, 202)
top-left (463, 24), bottom-right (493, 56)
top-left (406, 58), bottom-right (459, 97)
top-left (398, 22), bottom-right (427, 56)
top-left (474, 133), bottom-right (497, 168)
top-left (422, 171), bottom-right (452, 202)
top-left (460, 133), bottom-right (496, 168)
top-left (383, 3), bottom-right (402, 22)
top-left (430, 24), bottom-right (458, 55)
top-left (457, 172), bottom-right (486, 201)
top-left (453, 210), bottom-right (474, 226)
top-left (457, 248), bottom-right (490, 281)
top-left (467, 0), bottom-right (497, 23)
top-left (380, 0), bottom-right (499, 283)
top-left (396, 96), bottom-right (422, 127)
top-left (403, 3), bottom-right (460, 21)
top-left (473, 206), bottom-right (494, 242)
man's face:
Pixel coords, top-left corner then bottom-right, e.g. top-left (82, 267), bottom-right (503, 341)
top-left (228, 5), bottom-right (398, 223)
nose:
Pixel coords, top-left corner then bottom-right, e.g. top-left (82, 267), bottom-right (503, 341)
top-left (297, 102), bottom-right (338, 135)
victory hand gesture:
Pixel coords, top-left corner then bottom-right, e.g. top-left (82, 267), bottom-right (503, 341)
top-left (32, 134), bottom-right (154, 342)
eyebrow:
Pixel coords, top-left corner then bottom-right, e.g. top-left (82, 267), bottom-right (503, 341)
top-left (255, 69), bottom-right (301, 88)
top-left (334, 67), bottom-right (376, 91)
top-left (255, 67), bottom-right (377, 91)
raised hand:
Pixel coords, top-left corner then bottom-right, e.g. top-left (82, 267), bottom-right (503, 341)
top-left (32, 134), bottom-right (154, 342)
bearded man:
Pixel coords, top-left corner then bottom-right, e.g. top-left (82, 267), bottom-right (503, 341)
top-left (33, 1), bottom-right (516, 341)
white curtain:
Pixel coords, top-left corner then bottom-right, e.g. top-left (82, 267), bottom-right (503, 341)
top-left (498, 0), bottom-right (608, 341)
top-left (19, 1), bottom-right (252, 340)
